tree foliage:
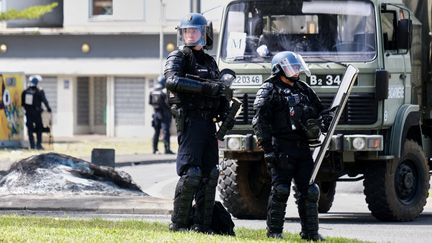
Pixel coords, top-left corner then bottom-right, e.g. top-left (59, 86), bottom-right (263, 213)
top-left (0, 2), bottom-right (58, 21)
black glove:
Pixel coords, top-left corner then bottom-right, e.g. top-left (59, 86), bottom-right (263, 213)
top-left (264, 151), bottom-right (277, 170)
top-left (47, 107), bottom-right (52, 113)
top-left (305, 119), bottom-right (321, 139)
top-left (202, 82), bottom-right (223, 96)
top-left (320, 109), bottom-right (335, 133)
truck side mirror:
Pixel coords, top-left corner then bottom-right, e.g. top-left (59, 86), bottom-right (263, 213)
top-left (396, 19), bottom-right (412, 50)
top-left (205, 21), bottom-right (214, 50)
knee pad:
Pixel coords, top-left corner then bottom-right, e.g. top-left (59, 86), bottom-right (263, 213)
top-left (206, 166), bottom-right (219, 187)
top-left (306, 183), bottom-right (320, 202)
top-left (181, 166), bottom-right (202, 188)
top-left (272, 183), bottom-right (290, 199)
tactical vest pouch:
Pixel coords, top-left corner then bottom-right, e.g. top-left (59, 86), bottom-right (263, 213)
top-left (150, 91), bottom-right (163, 109)
top-left (171, 106), bottom-right (185, 132)
top-left (25, 93), bottom-right (34, 105)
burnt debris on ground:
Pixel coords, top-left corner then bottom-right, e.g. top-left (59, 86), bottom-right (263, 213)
top-left (0, 153), bottom-right (146, 196)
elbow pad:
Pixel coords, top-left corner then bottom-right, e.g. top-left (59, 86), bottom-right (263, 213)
top-left (167, 76), bottom-right (203, 94)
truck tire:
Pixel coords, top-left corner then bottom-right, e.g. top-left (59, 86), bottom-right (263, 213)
top-left (363, 140), bottom-right (430, 221)
top-left (218, 159), bottom-right (270, 219)
top-left (318, 181), bottom-right (336, 213)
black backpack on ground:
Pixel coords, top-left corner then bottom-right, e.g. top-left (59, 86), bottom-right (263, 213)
top-left (189, 201), bottom-right (235, 236)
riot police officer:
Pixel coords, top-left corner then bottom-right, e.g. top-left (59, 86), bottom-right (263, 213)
top-left (164, 13), bottom-right (229, 233)
top-left (149, 75), bottom-right (174, 154)
top-left (21, 75), bottom-right (52, 150)
top-left (252, 52), bottom-right (329, 241)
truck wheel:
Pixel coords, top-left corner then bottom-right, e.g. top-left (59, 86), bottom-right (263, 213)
top-left (318, 181), bottom-right (336, 213)
top-left (363, 140), bottom-right (430, 221)
top-left (218, 159), bottom-right (270, 219)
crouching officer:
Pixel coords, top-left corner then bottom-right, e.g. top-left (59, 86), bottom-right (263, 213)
top-left (252, 51), bottom-right (329, 241)
top-left (164, 13), bottom-right (229, 233)
top-left (21, 75), bottom-right (52, 150)
top-left (149, 75), bottom-right (174, 154)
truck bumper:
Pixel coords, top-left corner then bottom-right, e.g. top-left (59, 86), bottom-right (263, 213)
top-left (220, 134), bottom-right (384, 153)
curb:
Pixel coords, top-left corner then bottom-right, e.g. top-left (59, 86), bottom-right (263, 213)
top-left (0, 195), bottom-right (173, 215)
top-left (115, 158), bottom-right (176, 168)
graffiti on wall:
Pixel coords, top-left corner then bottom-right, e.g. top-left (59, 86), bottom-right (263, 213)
top-left (0, 73), bottom-right (24, 141)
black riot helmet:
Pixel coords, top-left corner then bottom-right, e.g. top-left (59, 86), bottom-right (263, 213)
top-left (177, 13), bottom-right (207, 48)
top-left (157, 75), bottom-right (166, 87)
top-left (154, 75), bottom-right (166, 90)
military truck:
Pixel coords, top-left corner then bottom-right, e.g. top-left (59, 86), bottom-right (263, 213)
top-left (216, 0), bottom-right (432, 221)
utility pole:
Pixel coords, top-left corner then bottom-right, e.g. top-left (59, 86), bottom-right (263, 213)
top-left (159, 0), bottom-right (165, 74)
top-left (190, 0), bottom-right (201, 13)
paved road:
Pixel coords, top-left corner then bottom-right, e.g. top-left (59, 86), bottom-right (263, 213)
top-left (119, 162), bottom-right (432, 243)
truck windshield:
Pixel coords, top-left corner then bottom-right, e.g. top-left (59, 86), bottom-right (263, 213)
top-left (220, 0), bottom-right (377, 63)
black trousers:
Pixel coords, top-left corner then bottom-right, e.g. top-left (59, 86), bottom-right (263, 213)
top-left (152, 111), bottom-right (172, 152)
top-left (271, 139), bottom-right (314, 198)
top-left (25, 110), bottom-right (43, 148)
top-left (176, 115), bottom-right (218, 177)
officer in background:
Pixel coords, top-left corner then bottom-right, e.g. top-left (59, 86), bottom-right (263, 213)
top-left (149, 75), bottom-right (174, 154)
top-left (164, 13), bottom-right (229, 233)
top-left (253, 51), bottom-right (331, 241)
top-left (21, 75), bottom-right (52, 150)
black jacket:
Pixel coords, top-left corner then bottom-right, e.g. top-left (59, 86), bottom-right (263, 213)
top-left (21, 86), bottom-right (51, 113)
top-left (252, 76), bottom-right (323, 152)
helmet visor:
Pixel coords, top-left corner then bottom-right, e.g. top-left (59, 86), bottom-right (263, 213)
top-left (279, 55), bottom-right (311, 77)
top-left (177, 26), bottom-right (206, 48)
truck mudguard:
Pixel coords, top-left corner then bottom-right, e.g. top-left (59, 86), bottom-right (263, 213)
top-left (389, 104), bottom-right (420, 157)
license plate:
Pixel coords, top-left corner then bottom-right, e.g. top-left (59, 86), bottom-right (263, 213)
top-left (307, 74), bottom-right (342, 86)
top-left (232, 75), bottom-right (263, 86)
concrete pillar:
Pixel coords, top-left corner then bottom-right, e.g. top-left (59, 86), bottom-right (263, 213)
top-left (106, 76), bottom-right (115, 137)
top-left (53, 76), bottom-right (74, 136)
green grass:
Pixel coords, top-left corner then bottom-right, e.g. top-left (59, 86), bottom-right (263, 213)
top-left (0, 215), bottom-right (365, 243)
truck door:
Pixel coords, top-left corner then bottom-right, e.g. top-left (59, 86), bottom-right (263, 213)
top-left (380, 6), bottom-right (411, 126)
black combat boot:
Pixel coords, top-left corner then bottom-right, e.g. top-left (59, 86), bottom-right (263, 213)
top-left (28, 132), bottom-right (35, 149)
top-left (164, 143), bottom-right (175, 154)
top-left (266, 232), bottom-right (283, 239)
top-left (35, 132), bottom-right (43, 150)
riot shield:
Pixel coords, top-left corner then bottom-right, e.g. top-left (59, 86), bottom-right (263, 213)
top-left (309, 65), bottom-right (359, 185)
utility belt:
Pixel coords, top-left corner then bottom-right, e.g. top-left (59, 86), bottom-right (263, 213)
top-left (274, 137), bottom-right (309, 148)
top-left (187, 110), bottom-right (214, 120)
top-left (171, 106), bottom-right (214, 132)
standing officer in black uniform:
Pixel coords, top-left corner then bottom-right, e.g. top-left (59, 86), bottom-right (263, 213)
top-left (149, 75), bottom-right (174, 154)
top-left (253, 51), bottom-right (330, 241)
top-left (21, 75), bottom-right (52, 150)
top-left (164, 13), bottom-right (229, 233)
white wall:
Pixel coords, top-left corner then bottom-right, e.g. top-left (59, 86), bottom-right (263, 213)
top-left (63, 0), bottom-right (230, 33)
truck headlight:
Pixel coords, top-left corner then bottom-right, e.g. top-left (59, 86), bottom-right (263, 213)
top-left (352, 137), bottom-right (366, 150)
top-left (227, 137), bottom-right (241, 150)
top-left (344, 135), bottom-right (383, 151)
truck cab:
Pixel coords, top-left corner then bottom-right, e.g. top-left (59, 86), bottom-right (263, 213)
top-left (216, 0), bottom-right (432, 221)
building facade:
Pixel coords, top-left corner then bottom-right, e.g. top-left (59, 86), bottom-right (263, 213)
top-left (0, 0), bottom-right (228, 137)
